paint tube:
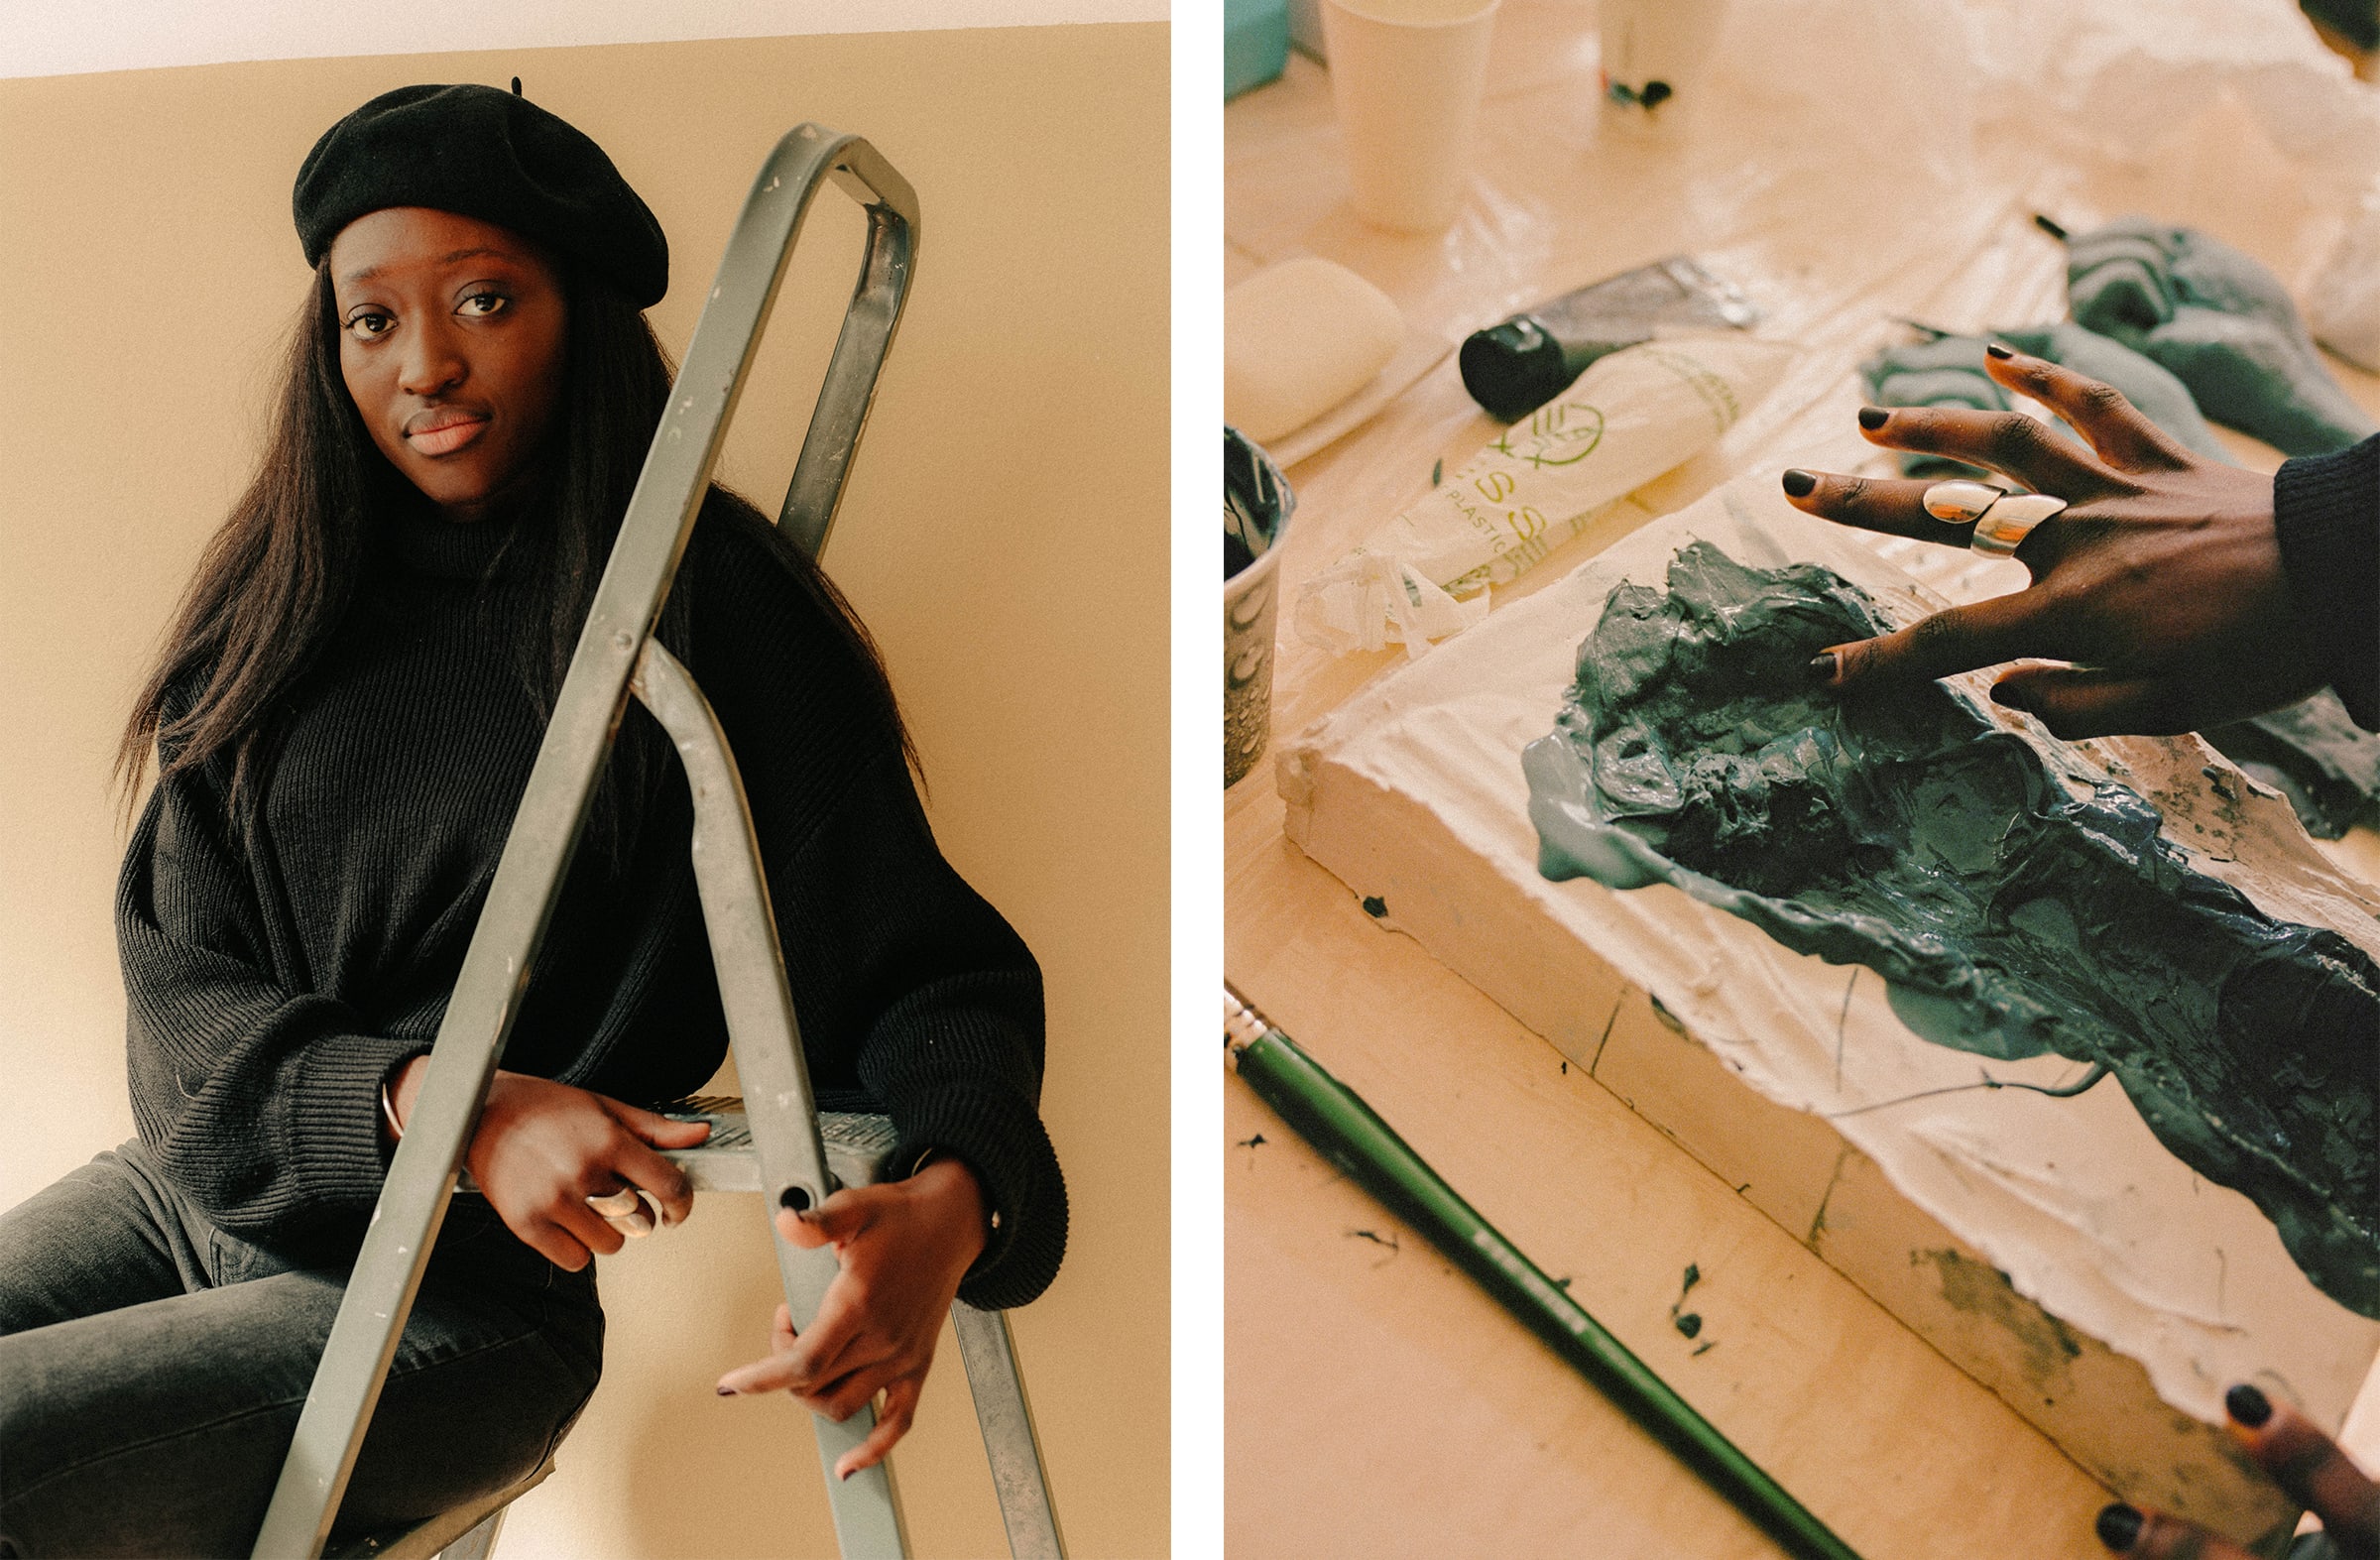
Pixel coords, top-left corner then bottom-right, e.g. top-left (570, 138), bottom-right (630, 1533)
top-left (1294, 334), bottom-right (1796, 658)
top-left (1459, 256), bottom-right (1760, 421)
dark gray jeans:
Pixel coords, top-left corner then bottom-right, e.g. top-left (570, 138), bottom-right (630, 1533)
top-left (0, 1141), bottom-right (603, 1559)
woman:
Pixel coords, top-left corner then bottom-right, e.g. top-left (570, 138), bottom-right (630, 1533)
top-left (1785, 345), bottom-right (2376, 1557)
top-left (0, 82), bottom-right (1064, 1555)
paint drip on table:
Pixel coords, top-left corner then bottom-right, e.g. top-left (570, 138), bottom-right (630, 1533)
top-left (1521, 541), bottom-right (2380, 1316)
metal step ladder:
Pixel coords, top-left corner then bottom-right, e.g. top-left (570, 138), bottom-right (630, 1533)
top-left (252, 123), bottom-right (1064, 1560)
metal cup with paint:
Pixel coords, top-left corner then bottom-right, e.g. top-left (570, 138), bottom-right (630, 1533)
top-left (1226, 426), bottom-right (1297, 787)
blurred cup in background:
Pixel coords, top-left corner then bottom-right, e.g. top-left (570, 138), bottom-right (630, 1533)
top-left (1599, 0), bottom-right (1729, 130)
top-left (1320, 0), bottom-right (1500, 233)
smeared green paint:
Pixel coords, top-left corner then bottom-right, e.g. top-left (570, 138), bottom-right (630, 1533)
top-left (2066, 218), bottom-right (2377, 457)
top-left (1523, 542), bottom-right (2380, 1315)
top-left (2204, 693), bottom-right (2380, 841)
top-left (1920, 1248), bottom-right (2082, 1390)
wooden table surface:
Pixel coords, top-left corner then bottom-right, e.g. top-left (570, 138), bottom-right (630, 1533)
top-left (1223, 10), bottom-right (2380, 1555)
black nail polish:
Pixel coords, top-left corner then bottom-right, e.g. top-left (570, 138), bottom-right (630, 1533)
top-left (1781, 468), bottom-right (1817, 498)
top-left (1990, 682), bottom-right (2031, 713)
top-left (2226, 1382), bottom-right (2272, 1427)
top-left (2094, 1502), bottom-right (2142, 1551)
top-left (1806, 653), bottom-right (1838, 686)
top-left (1856, 406), bottom-right (1888, 430)
top-left (1986, 343), bottom-right (2013, 360)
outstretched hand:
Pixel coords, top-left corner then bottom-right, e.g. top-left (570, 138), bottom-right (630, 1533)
top-left (715, 1156), bottom-right (989, 1480)
top-left (1782, 346), bottom-right (2328, 740)
top-left (2093, 1384), bottom-right (2380, 1558)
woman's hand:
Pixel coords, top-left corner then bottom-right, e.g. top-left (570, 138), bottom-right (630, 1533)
top-left (714, 1156), bottom-right (990, 1480)
top-left (387, 1056), bottom-right (711, 1270)
top-left (2093, 1383), bottom-right (2380, 1557)
top-left (1782, 347), bottom-right (2329, 739)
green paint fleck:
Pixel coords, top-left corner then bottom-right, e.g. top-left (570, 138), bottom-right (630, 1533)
top-left (1362, 896), bottom-right (1388, 918)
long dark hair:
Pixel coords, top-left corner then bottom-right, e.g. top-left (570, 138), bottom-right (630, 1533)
top-left (118, 260), bottom-right (915, 827)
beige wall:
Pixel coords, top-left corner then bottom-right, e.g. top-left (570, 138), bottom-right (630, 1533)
top-left (0, 24), bottom-right (1167, 1558)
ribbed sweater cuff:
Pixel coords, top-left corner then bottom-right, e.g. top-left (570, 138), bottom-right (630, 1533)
top-left (286, 1034), bottom-right (431, 1217)
top-left (2274, 435), bottom-right (2380, 730)
top-left (891, 1085), bottom-right (1067, 1312)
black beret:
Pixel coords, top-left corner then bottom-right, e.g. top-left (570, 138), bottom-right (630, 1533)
top-left (295, 82), bottom-right (667, 307)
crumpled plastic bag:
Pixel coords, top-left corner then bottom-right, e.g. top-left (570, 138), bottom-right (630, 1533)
top-left (2310, 184), bottom-right (2380, 376)
top-left (1292, 551), bottom-right (1491, 659)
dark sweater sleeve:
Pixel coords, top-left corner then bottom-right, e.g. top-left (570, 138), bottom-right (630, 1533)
top-left (777, 758), bottom-right (1066, 1310)
top-left (691, 510), bottom-right (1067, 1310)
top-left (117, 760), bottom-right (422, 1251)
top-left (2274, 433), bottom-right (2380, 730)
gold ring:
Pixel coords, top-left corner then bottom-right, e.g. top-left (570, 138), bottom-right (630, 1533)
top-left (1922, 479), bottom-right (2006, 525)
top-left (1967, 492), bottom-right (2067, 558)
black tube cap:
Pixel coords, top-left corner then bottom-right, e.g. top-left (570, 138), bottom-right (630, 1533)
top-left (1460, 316), bottom-right (1573, 422)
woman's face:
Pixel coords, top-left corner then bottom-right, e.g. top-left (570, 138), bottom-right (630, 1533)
top-left (327, 207), bottom-right (568, 522)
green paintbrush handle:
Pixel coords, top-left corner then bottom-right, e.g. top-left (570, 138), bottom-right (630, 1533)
top-left (1228, 996), bottom-right (1863, 1560)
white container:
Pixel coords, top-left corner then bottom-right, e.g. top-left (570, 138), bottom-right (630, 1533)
top-left (1319, 0), bottom-right (1499, 234)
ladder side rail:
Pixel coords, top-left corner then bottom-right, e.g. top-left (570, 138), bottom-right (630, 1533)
top-left (630, 640), bottom-right (909, 1559)
top-left (251, 125), bottom-right (907, 1560)
top-left (950, 1302), bottom-right (1068, 1560)
top-left (778, 142), bottom-right (920, 559)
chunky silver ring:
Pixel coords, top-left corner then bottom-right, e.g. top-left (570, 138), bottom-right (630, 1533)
top-left (587, 1186), bottom-right (656, 1237)
top-left (1966, 492), bottom-right (2067, 558)
top-left (587, 1187), bottom-right (641, 1218)
top-left (1922, 479), bottom-right (2006, 525)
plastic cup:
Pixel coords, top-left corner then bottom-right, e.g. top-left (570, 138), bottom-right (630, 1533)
top-left (1320, 0), bottom-right (1500, 234)
top-left (1225, 428), bottom-right (1296, 788)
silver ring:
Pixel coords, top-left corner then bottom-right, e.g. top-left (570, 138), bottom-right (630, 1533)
top-left (1922, 479), bottom-right (2005, 525)
top-left (587, 1186), bottom-right (656, 1238)
top-left (587, 1187), bottom-right (641, 1218)
top-left (1966, 492), bottom-right (2067, 558)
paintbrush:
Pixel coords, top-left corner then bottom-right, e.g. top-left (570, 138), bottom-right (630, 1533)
top-left (1225, 983), bottom-right (1865, 1560)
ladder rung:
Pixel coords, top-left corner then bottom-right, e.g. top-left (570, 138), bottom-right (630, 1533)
top-left (451, 1103), bottom-right (898, 1197)
top-left (661, 1100), bottom-right (899, 1193)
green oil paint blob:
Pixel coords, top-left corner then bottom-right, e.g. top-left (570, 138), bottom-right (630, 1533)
top-left (1522, 541), bottom-right (2380, 1315)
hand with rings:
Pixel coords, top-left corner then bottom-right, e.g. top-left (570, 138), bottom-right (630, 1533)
top-left (384, 1055), bottom-right (709, 1269)
top-left (1781, 344), bottom-right (2327, 739)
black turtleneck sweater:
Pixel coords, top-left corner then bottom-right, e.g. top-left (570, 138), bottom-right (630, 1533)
top-left (2276, 433), bottom-right (2380, 731)
top-left (116, 493), bottom-right (1065, 1310)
